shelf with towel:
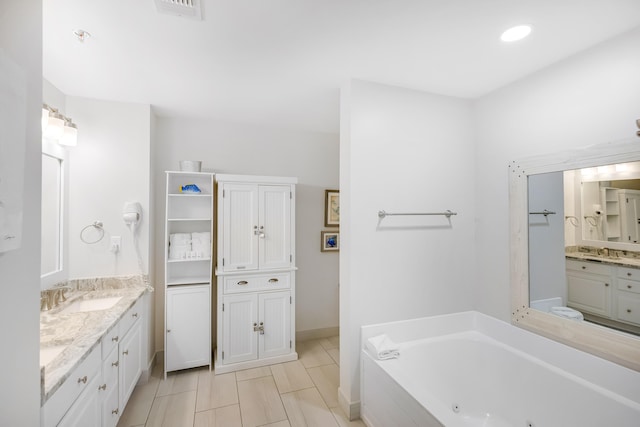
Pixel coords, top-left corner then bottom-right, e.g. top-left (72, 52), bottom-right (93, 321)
top-left (378, 210), bottom-right (457, 219)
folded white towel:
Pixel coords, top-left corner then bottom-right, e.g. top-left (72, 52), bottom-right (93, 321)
top-left (366, 334), bottom-right (400, 360)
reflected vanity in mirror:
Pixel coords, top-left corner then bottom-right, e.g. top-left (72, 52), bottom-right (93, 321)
top-left (510, 138), bottom-right (640, 372)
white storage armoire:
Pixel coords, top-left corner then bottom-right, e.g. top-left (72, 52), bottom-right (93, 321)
top-left (164, 171), bottom-right (214, 376)
top-left (215, 174), bottom-right (298, 374)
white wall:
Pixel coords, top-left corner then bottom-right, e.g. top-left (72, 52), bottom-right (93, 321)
top-left (474, 26), bottom-right (640, 321)
top-left (153, 117), bottom-right (339, 352)
top-left (339, 79), bottom-right (476, 412)
top-left (65, 97), bottom-right (152, 279)
top-left (0, 0), bottom-right (42, 424)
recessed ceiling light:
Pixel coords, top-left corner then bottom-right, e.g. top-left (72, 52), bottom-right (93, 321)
top-left (500, 25), bottom-right (532, 42)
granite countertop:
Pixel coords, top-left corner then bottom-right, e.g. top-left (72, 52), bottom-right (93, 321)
top-left (565, 246), bottom-right (640, 268)
top-left (40, 277), bottom-right (148, 405)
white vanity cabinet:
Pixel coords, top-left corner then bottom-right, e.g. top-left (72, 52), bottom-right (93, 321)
top-left (163, 171), bottom-right (214, 375)
top-left (566, 260), bottom-right (612, 318)
top-left (616, 267), bottom-right (640, 326)
top-left (566, 259), bottom-right (640, 327)
top-left (42, 295), bottom-right (145, 427)
top-left (215, 174), bottom-right (297, 374)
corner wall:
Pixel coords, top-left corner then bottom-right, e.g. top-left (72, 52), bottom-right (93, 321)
top-left (473, 26), bottom-right (640, 321)
top-left (0, 0), bottom-right (42, 424)
top-left (65, 97), bottom-right (152, 279)
top-left (339, 79), bottom-right (476, 412)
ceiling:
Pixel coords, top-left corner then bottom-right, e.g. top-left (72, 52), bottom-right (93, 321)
top-left (43, 0), bottom-right (640, 134)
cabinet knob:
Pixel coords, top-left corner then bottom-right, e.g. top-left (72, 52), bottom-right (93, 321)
top-left (628, 285), bottom-right (633, 289)
top-left (112, 336), bottom-right (119, 342)
top-left (582, 266), bottom-right (586, 270)
top-left (123, 350), bottom-right (129, 356)
top-left (627, 309), bottom-right (632, 313)
top-left (268, 278), bottom-right (279, 283)
top-left (112, 360), bottom-right (119, 367)
top-left (132, 312), bottom-right (138, 318)
top-left (77, 376), bottom-right (88, 384)
top-left (98, 384), bottom-right (107, 391)
top-left (605, 283), bottom-right (609, 287)
top-left (237, 280), bottom-right (248, 286)
top-left (628, 272), bottom-right (633, 277)
top-left (167, 329), bottom-right (171, 333)
top-left (112, 409), bottom-right (119, 415)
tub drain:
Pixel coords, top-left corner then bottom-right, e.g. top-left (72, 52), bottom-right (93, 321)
top-left (451, 403), bottom-right (460, 413)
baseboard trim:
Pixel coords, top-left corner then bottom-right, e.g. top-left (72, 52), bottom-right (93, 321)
top-left (296, 326), bottom-right (339, 342)
top-left (138, 351), bottom-right (158, 384)
top-left (338, 386), bottom-right (361, 421)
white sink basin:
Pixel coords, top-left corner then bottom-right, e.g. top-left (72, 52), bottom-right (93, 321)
top-left (40, 345), bottom-right (67, 366)
top-left (59, 296), bottom-right (122, 315)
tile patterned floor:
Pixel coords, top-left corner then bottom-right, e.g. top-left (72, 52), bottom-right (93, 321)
top-left (117, 336), bottom-right (365, 427)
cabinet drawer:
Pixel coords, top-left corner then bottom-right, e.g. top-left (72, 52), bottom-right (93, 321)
top-left (120, 297), bottom-right (142, 336)
top-left (101, 323), bottom-right (121, 360)
top-left (618, 278), bottom-right (640, 294)
top-left (617, 293), bottom-right (640, 325)
top-left (42, 344), bottom-right (101, 427)
top-left (617, 266), bottom-right (640, 282)
top-left (224, 273), bottom-right (290, 294)
top-left (566, 260), bottom-right (611, 276)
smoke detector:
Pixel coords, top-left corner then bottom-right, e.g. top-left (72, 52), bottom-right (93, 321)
top-left (155, 0), bottom-right (202, 20)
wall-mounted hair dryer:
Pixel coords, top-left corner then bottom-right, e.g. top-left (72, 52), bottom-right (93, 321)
top-left (123, 201), bottom-right (142, 231)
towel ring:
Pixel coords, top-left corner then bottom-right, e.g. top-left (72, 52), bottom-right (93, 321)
top-left (80, 221), bottom-right (105, 244)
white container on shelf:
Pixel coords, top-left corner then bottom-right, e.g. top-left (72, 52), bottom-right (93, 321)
top-left (179, 160), bottom-right (202, 172)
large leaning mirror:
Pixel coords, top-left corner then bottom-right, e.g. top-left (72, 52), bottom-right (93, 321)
top-left (510, 138), bottom-right (640, 372)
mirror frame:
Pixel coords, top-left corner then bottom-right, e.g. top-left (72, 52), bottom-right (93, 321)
top-left (510, 138), bottom-right (640, 372)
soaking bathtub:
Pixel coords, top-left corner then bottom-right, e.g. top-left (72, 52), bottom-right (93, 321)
top-left (361, 311), bottom-right (640, 427)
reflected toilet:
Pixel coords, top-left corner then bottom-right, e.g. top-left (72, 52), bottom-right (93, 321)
top-left (530, 297), bottom-right (584, 321)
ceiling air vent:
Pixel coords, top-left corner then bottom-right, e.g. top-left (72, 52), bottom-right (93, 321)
top-left (155, 0), bottom-right (202, 20)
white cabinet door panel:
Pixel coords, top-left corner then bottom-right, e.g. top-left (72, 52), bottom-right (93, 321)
top-left (223, 184), bottom-right (259, 271)
top-left (223, 293), bottom-right (258, 364)
top-left (119, 320), bottom-right (142, 410)
top-left (166, 286), bottom-right (211, 372)
top-left (567, 273), bottom-right (611, 317)
top-left (259, 291), bottom-right (291, 359)
top-left (259, 186), bottom-right (291, 270)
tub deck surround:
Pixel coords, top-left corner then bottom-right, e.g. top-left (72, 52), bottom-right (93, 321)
top-left (361, 312), bottom-right (640, 427)
top-left (565, 245), bottom-right (640, 268)
top-left (39, 275), bottom-right (148, 404)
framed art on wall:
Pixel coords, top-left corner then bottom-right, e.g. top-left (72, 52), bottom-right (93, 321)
top-left (324, 189), bottom-right (339, 227)
top-left (321, 230), bottom-right (339, 252)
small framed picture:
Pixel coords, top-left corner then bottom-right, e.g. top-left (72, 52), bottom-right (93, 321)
top-left (321, 231), bottom-right (339, 252)
top-left (324, 189), bottom-right (340, 227)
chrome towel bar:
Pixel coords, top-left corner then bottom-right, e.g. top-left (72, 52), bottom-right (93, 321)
top-left (378, 210), bottom-right (457, 219)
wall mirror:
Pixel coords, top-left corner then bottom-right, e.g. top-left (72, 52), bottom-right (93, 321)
top-left (41, 140), bottom-right (67, 289)
top-left (510, 138), bottom-right (640, 372)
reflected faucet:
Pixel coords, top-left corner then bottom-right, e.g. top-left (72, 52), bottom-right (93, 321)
top-left (40, 286), bottom-right (72, 311)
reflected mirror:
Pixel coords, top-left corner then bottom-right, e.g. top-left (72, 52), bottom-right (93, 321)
top-left (510, 138), bottom-right (640, 372)
top-left (41, 141), bottom-right (66, 289)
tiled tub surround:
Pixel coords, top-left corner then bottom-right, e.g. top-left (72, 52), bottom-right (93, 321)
top-left (40, 275), bottom-right (148, 404)
top-left (566, 245), bottom-right (640, 268)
